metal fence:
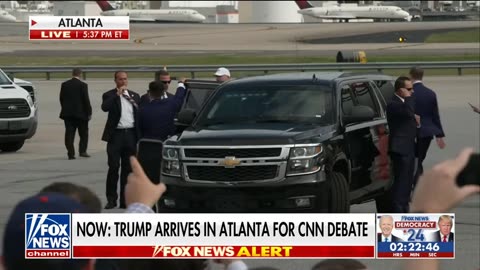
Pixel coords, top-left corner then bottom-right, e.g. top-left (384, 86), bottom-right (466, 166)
top-left (2, 61), bottom-right (479, 80)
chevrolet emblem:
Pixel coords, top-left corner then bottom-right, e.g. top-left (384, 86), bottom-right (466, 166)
top-left (220, 156), bottom-right (241, 168)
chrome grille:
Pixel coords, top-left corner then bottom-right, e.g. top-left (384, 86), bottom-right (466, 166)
top-left (184, 148), bottom-right (282, 158)
top-left (0, 99), bottom-right (30, 118)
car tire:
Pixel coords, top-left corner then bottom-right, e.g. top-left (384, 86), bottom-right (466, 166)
top-left (0, 140), bottom-right (25, 152)
top-left (328, 172), bottom-right (350, 213)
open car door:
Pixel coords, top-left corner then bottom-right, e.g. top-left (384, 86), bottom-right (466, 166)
top-left (182, 79), bottom-right (221, 112)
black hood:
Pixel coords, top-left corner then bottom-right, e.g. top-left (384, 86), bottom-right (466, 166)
top-left (174, 123), bottom-right (336, 145)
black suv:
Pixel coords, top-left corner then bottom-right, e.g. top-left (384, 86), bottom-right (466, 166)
top-left (142, 72), bottom-right (396, 213)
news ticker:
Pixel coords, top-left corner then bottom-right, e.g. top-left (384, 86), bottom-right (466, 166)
top-left (24, 213), bottom-right (454, 259)
top-left (29, 16), bottom-right (129, 40)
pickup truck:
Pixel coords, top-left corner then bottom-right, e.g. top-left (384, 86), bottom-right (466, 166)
top-left (0, 69), bottom-right (38, 152)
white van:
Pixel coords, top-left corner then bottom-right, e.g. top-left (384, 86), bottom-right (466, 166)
top-left (0, 69), bottom-right (38, 152)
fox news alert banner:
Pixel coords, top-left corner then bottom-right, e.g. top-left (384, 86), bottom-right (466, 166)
top-left (25, 213), bottom-right (376, 259)
top-left (376, 214), bottom-right (455, 259)
top-left (29, 16), bottom-right (129, 40)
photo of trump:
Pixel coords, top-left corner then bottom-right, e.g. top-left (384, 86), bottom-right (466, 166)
top-left (432, 215), bottom-right (455, 242)
top-left (377, 215), bottom-right (403, 242)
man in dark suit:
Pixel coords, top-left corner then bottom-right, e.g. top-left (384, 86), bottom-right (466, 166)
top-left (138, 79), bottom-right (187, 141)
top-left (101, 71), bottom-right (140, 209)
top-left (377, 215), bottom-right (403, 242)
top-left (432, 215), bottom-right (454, 242)
top-left (59, 68), bottom-right (92, 160)
top-left (140, 69), bottom-right (173, 106)
top-left (410, 67), bottom-right (446, 188)
top-left (386, 76), bottom-right (417, 213)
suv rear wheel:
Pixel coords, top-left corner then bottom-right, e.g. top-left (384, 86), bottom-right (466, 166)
top-left (0, 140), bottom-right (25, 152)
top-left (328, 172), bottom-right (350, 213)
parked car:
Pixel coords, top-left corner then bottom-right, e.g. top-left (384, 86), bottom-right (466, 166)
top-left (140, 72), bottom-right (396, 213)
top-left (0, 69), bottom-right (38, 152)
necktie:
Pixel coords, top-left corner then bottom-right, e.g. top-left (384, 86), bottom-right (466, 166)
top-left (122, 93), bottom-right (138, 109)
top-left (385, 237), bottom-right (389, 242)
top-left (443, 235), bottom-right (447, 242)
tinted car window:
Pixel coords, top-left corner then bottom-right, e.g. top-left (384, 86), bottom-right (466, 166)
top-left (0, 70), bottom-right (13, 85)
top-left (350, 82), bottom-right (380, 117)
top-left (374, 80), bottom-right (395, 106)
top-left (341, 85), bottom-right (355, 115)
top-left (197, 84), bottom-right (334, 125)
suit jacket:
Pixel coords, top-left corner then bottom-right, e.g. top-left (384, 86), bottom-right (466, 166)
top-left (386, 95), bottom-right (417, 156)
top-left (377, 233), bottom-right (402, 242)
top-left (432, 231), bottom-right (454, 242)
top-left (138, 86), bottom-right (187, 141)
top-left (412, 82), bottom-right (445, 138)
top-left (59, 77), bottom-right (92, 120)
top-left (140, 91), bottom-right (174, 107)
top-left (101, 89), bottom-right (141, 142)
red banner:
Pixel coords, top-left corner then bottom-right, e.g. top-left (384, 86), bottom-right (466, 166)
top-left (29, 30), bottom-right (129, 40)
top-left (73, 245), bottom-right (374, 258)
top-left (378, 252), bottom-right (454, 258)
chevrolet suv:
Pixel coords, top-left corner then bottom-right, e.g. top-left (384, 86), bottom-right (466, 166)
top-left (145, 72), bottom-right (396, 213)
top-left (0, 69), bottom-right (38, 152)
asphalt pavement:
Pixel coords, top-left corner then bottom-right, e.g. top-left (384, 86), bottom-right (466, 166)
top-left (0, 75), bottom-right (478, 269)
top-left (0, 21), bottom-right (478, 56)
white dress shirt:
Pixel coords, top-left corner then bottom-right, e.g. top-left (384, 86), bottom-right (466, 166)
top-left (394, 93), bottom-right (405, 103)
top-left (439, 232), bottom-right (450, 242)
top-left (117, 90), bottom-right (135, 129)
top-left (381, 235), bottom-right (392, 242)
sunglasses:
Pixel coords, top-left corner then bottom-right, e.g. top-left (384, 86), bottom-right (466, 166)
top-left (161, 80), bottom-right (171, 84)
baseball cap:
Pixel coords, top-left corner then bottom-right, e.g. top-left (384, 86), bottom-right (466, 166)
top-left (2, 193), bottom-right (88, 269)
top-left (214, 67), bottom-right (230, 77)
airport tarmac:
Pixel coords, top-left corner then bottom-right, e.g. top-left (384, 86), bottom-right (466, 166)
top-left (0, 21), bottom-right (479, 56)
top-left (0, 76), bottom-right (479, 270)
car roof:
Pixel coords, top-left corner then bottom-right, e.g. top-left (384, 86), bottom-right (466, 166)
top-left (228, 72), bottom-right (394, 85)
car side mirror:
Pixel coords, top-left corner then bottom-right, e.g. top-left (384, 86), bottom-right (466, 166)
top-left (176, 109), bottom-right (196, 126)
top-left (343, 105), bottom-right (375, 125)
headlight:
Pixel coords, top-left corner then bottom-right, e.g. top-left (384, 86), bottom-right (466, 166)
top-left (26, 95), bottom-right (34, 107)
top-left (289, 145), bottom-right (322, 159)
top-left (161, 148), bottom-right (181, 176)
top-left (287, 145), bottom-right (323, 176)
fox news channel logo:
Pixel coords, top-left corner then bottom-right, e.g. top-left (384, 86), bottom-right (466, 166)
top-left (25, 213), bottom-right (71, 258)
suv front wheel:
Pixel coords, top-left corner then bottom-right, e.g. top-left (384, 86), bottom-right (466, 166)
top-left (328, 172), bottom-right (350, 213)
top-left (0, 140), bottom-right (25, 152)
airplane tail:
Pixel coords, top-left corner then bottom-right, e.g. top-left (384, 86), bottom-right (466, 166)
top-left (294, 0), bottom-right (314, 10)
top-left (96, 0), bottom-right (115, 12)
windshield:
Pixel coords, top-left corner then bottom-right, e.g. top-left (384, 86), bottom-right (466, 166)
top-left (0, 70), bottom-right (13, 85)
top-left (196, 84), bottom-right (334, 126)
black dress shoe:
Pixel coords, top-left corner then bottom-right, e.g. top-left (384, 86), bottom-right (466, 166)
top-left (79, 153), bottom-right (91, 158)
top-left (68, 156), bottom-right (76, 160)
top-left (104, 201), bottom-right (117, 209)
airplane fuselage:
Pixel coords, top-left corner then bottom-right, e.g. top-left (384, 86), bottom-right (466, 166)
top-left (101, 9), bottom-right (206, 23)
top-left (0, 11), bottom-right (16, 22)
top-left (299, 5), bottom-right (410, 20)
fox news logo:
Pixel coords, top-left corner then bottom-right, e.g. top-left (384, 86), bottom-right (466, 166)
top-left (25, 214), bottom-right (71, 258)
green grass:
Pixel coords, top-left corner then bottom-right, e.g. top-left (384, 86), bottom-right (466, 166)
top-left (1, 54), bottom-right (478, 79)
top-left (425, 29), bottom-right (480, 43)
top-left (1, 54), bottom-right (479, 67)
